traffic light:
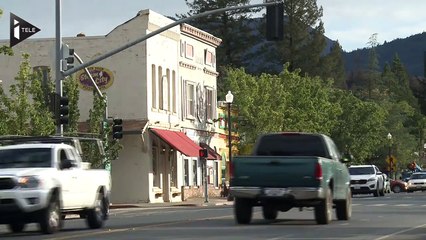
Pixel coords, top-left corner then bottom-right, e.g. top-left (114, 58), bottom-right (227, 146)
top-left (266, 2), bottom-right (284, 41)
top-left (61, 44), bottom-right (74, 71)
top-left (199, 148), bottom-right (208, 158)
top-left (112, 118), bottom-right (123, 139)
top-left (58, 96), bottom-right (69, 125)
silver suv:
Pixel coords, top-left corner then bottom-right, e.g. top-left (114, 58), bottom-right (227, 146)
top-left (349, 165), bottom-right (385, 197)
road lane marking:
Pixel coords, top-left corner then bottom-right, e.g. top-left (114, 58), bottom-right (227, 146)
top-left (393, 204), bottom-right (413, 207)
top-left (374, 223), bottom-right (426, 240)
top-left (368, 204), bottom-right (387, 206)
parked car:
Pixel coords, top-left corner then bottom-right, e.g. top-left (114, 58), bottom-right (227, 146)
top-left (390, 179), bottom-right (408, 193)
top-left (406, 172), bottom-right (426, 192)
top-left (348, 165), bottom-right (385, 197)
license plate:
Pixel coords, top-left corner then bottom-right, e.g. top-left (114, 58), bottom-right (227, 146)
top-left (265, 188), bottom-right (287, 196)
top-left (354, 186), bottom-right (360, 189)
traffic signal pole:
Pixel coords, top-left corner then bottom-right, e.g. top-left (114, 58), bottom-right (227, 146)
top-left (55, 0), bottom-right (64, 135)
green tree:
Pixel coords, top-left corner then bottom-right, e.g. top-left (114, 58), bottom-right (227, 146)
top-left (331, 90), bottom-right (387, 164)
top-left (318, 41), bottom-right (346, 89)
top-left (0, 9), bottom-right (13, 56)
top-left (7, 53), bottom-right (35, 134)
top-left (84, 92), bottom-right (122, 168)
top-left (390, 54), bottom-right (418, 109)
top-left (63, 76), bottom-right (80, 134)
top-left (29, 68), bottom-right (55, 135)
top-left (1, 53), bottom-right (56, 135)
top-left (225, 63), bottom-right (340, 151)
top-left (272, 0), bottom-right (327, 76)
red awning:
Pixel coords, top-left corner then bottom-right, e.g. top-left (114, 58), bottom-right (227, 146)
top-left (200, 142), bottom-right (222, 160)
top-left (151, 129), bottom-right (202, 157)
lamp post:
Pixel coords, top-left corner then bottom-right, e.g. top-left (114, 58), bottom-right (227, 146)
top-left (225, 91), bottom-right (234, 183)
top-left (387, 133), bottom-right (393, 178)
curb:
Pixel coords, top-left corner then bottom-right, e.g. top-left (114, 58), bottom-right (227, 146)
top-left (109, 200), bottom-right (233, 209)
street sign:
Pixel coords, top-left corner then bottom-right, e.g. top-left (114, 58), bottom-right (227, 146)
top-left (386, 155), bottom-right (397, 164)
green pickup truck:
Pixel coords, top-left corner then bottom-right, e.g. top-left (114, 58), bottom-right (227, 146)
top-left (229, 132), bottom-right (351, 225)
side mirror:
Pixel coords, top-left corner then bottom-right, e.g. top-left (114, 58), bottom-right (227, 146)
top-left (60, 159), bottom-right (74, 169)
top-left (377, 172), bottom-right (383, 175)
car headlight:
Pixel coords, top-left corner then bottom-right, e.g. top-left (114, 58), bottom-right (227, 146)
top-left (17, 176), bottom-right (41, 189)
top-left (367, 177), bottom-right (376, 182)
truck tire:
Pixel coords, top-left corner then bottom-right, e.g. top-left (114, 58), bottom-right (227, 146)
top-left (86, 191), bottom-right (108, 229)
top-left (8, 223), bottom-right (25, 233)
top-left (315, 186), bottom-right (332, 224)
top-left (262, 205), bottom-right (278, 220)
top-left (39, 196), bottom-right (62, 234)
top-left (234, 197), bottom-right (253, 224)
top-left (336, 189), bottom-right (352, 220)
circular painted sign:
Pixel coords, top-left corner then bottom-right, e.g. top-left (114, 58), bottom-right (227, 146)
top-left (76, 67), bottom-right (114, 91)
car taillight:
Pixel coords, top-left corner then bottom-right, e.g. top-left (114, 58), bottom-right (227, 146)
top-left (315, 162), bottom-right (323, 180)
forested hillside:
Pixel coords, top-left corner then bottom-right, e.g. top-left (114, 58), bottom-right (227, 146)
top-left (344, 32), bottom-right (426, 78)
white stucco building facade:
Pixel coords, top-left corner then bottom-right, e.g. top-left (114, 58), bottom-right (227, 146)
top-left (0, 9), bottom-right (230, 204)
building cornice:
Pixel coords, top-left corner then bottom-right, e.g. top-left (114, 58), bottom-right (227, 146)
top-left (180, 24), bottom-right (222, 47)
top-left (179, 61), bottom-right (197, 70)
top-left (203, 67), bottom-right (219, 76)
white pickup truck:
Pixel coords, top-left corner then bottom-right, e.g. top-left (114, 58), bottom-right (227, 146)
top-left (0, 143), bottom-right (111, 234)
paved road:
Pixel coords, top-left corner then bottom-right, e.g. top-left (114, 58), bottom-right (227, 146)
top-left (1, 192), bottom-right (426, 239)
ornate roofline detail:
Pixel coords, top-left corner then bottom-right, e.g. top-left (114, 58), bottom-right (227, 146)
top-left (203, 67), bottom-right (219, 76)
top-left (179, 61), bottom-right (197, 70)
top-left (180, 24), bottom-right (222, 47)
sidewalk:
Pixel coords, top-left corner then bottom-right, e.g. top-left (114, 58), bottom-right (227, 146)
top-left (110, 197), bottom-right (233, 209)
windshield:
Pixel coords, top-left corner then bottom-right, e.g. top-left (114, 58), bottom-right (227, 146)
top-left (0, 148), bottom-right (52, 168)
top-left (349, 167), bottom-right (375, 175)
top-left (410, 174), bottom-right (426, 180)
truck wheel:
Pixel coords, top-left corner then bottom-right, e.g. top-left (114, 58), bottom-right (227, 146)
top-left (315, 186), bottom-right (332, 224)
top-left (8, 223), bottom-right (25, 233)
top-left (234, 197), bottom-right (253, 224)
top-left (86, 191), bottom-right (108, 229)
top-left (262, 205), bottom-right (278, 220)
top-left (336, 189), bottom-right (352, 220)
top-left (39, 196), bottom-right (62, 234)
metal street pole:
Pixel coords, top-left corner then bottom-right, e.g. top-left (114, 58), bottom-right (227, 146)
top-left (55, 0), bottom-right (64, 135)
top-left (228, 102), bottom-right (232, 180)
top-left (203, 158), bottom-right (208, 203)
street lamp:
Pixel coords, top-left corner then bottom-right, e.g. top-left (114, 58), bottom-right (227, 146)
top-left (225, 91), bottom-right (234, 184)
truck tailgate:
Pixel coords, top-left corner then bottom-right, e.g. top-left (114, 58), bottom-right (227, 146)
top-left (231, 156), bottom-right (321, 188)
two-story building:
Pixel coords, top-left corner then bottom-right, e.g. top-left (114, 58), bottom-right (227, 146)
top-left (0, 9), bottom-right (232, 204)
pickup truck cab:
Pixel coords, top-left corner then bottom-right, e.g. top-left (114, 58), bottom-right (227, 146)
top-left (348, 165), bottom-right (385, 197)
top-left (230, 132), bottom-right (351, 225)
top-left (0, 143), bottom-right (111, 234)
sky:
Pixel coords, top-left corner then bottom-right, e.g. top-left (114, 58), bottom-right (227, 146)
top-left (1, 0), bottom-right (426, 52)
